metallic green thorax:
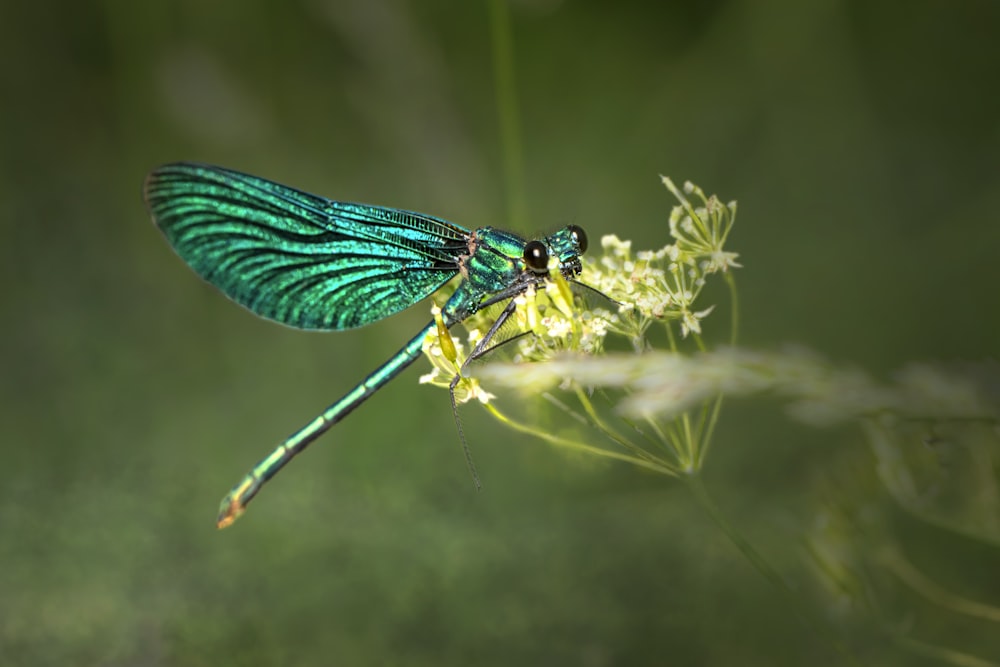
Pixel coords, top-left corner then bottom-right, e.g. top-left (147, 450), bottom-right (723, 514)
top-left (143, 162), bottom-right (588, 527)
top-left (449, 226), bottom-right (583, 320)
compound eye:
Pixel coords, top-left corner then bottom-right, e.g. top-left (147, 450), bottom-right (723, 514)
top-left (568, 224), bottom-right (588, 254)
top-left (523, 240), bottom-right (549, 273)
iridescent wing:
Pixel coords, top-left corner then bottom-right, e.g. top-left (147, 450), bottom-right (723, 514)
top-left (144, 163), bottom-right (469, 330)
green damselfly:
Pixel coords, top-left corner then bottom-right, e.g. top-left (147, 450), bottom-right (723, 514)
top-left (144, 163), bottom-right (588, 527)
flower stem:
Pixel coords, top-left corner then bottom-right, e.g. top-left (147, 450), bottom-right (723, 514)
top-left (488, 0), bottom-right (527, 229)
top-left (484, 402), bottom-right (677, 476)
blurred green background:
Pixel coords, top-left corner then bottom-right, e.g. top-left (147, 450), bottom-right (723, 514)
top-left (2, 0), bottom-right (998, 665)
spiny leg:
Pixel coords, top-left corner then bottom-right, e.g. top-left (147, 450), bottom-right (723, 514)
top-left (447, 297), bottom-right (523, 489)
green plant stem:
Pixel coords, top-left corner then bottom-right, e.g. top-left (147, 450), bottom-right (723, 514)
top-left (683, 473), bottom-right (864, 666)
top-left (484, 402), bottom-right (677, 476)
top-left (691, 331), bottom-right (708, 353)
top-left (488, 0), bottom-right (527, 229)
top-left (664, 318), bottom-right (679, 353)
top-left (690, 271), bottom-right (737, 469)
top-left (570, 386), bottom-right (663, 466)
top-left (642, 415), bottom-right (671, 450)
top-left (695, 394), bottom-right (723, 471)
top-left (881, 549), bottom-right (1000, 623)
top-left (679, 413), bottom-right (695, 469)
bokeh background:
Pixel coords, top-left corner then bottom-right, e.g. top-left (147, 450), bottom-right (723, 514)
top-left (2, 1), bottom-right (998, 665)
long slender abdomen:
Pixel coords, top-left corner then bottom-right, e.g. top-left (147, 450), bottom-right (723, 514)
top-left (216, 320), bottom-right (436, 528)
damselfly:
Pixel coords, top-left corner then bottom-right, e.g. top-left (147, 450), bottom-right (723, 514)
top-left (143, 163), bottom-right (588, 527)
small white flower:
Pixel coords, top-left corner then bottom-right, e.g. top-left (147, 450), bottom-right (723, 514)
top-left (543, 316), bottom-right (573, 339)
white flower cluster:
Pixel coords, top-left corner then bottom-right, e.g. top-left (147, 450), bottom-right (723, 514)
top-left (419, 176), bottom-right (740, 404)
top-left (580, 177), bottom-right (739, 340)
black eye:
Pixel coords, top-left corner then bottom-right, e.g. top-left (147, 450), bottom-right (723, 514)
top-left (523, 240), bottom-right (548, 273)
top-left (568, 224), bottom-right (588, 254)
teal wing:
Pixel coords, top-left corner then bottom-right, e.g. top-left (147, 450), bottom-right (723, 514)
top-left (144, 162), bottom-right (469, 330)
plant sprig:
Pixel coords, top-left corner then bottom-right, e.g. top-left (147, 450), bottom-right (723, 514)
top-left (420, 176), bottom-right (740, 475)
